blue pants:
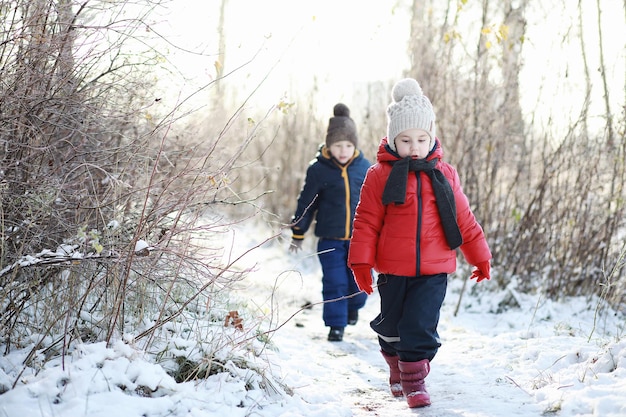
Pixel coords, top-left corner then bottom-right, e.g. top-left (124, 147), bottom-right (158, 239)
top-left (317, 239), bottom-right (367, 328)
top-left (371, 273), bottom-right (447, 362)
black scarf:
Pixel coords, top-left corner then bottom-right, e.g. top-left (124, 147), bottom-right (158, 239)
top-left (382, 157), bottom-right (463, 250)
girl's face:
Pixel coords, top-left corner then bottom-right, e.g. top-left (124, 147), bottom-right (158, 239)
top-left (329, 140), bottom-right (356, 164)
top-left (394, 129), bottom-right (432, 159)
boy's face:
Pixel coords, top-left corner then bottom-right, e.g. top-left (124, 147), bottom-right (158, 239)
top-left (394, 128), bottom-right (432, 159)
top-left (328, 140), bottom-right (356, 164)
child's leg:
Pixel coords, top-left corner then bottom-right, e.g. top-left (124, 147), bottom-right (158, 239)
top-left (317, 239), bottom-right (351, 328)
top-left (397, 273), bottom-right (447, 362)
top-left (370, 273), bottom-right (406, 344)
top-left (380, 348), bottom-right (404, 397)
top-left (372, 279), bottom-right (407, 399)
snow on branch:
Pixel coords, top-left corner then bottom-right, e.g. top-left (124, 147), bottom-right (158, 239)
top-left (0, 241), bottom-right (154, 278)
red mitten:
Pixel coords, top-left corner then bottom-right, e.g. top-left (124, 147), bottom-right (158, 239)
top-left (351, 265), bottom-right (374, 295)
top-left (470, 260), bottom-right (491, 282)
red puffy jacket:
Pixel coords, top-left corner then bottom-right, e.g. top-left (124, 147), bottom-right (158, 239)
top-left (348, 138), bottom-right (491, 276)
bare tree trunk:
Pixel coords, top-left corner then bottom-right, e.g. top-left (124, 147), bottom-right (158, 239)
top-left (464, 0), bottom-right (491, 213)
top-left (593, 0), bottom-right (625, 272)
top-left (501, 0), bottom-right (526, 139)
top-left (576, 0), bottom-right (592, 137)
top-left (56, 0), bottom-right (77, 88)
top-left (408, 0), bottom-right (437, 83)
top-left (216, 0), bottom-right (227, 97)
top-left (594, 0), bottom-right (615, 147)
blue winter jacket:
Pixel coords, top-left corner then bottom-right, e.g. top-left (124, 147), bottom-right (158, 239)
top-left (291, 144), bottom-right (371, 240)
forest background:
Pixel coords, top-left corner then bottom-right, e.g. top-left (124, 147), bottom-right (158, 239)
top-left (0, 0), bottom-right (625, 393)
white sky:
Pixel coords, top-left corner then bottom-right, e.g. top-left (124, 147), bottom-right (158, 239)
top-left (153, 0), bottom-right (624, 134)
top-left (154, 0), bottom-right (410, 118)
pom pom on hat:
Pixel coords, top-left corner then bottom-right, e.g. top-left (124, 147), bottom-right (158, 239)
top-left (326, 103), bottom-right (358, 148)
top-left (392, 78), bottom-right (423, 103)
top-left (386, 78), bottom-right (436, 152)
top-left (334, 103), bottom-right (350, 118)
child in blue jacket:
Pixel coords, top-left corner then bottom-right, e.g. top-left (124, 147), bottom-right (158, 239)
top-left (289, 103), bottom-right (371, 342)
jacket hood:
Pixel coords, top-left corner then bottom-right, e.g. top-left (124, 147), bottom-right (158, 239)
top-left (376, 137), bottom-right (443, 164)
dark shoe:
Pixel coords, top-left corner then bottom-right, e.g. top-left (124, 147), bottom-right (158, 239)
top-left (348, 310), bottom-right (358, 325)
top-left (327, 327), bottom-right (344, 342)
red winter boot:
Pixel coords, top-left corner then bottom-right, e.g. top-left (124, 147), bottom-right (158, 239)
top-left (398, 359), bottom-right (431, 408)
top-left (380, 350), bottom-right (403, 397)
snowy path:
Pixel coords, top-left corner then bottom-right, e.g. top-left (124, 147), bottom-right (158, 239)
top-left (236, 239), bottom-right (624, 417)
top-left (1, 231), bottom-right (623, 417)
top-left (271, 289), bottom-right (544, 417)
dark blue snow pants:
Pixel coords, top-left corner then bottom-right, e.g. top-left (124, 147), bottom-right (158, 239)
top-left (371, 273), bottom-right (447, 362)
top-left (317, 238), bottom-right (367, 328)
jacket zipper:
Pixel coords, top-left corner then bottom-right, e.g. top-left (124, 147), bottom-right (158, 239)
top-left (416, 171), bottom-right (422, 276)
top-left (336, 158), bottom-right (354, 240)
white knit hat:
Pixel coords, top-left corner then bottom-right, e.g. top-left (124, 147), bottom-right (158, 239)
top-left (386, 78), bottom-right (436, 152)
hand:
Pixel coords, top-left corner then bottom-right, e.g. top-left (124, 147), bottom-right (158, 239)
top-left (470, 260), bottom-right (491, 282)
top-left (351, 265), bottom-right (374, 295)
top-left (289, 239), bottom-right (303, 253)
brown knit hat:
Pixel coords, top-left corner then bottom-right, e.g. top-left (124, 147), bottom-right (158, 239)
top-left (325, 103), bottom-right (358, 147)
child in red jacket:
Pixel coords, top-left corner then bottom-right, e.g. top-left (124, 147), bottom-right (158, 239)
top-left (348, 78), bottom-right (491, 408)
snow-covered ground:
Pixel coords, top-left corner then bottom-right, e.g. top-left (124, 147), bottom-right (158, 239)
top-left (1, 226), bottom-right (625, 417)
